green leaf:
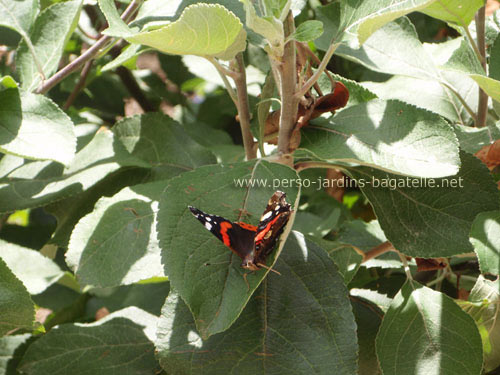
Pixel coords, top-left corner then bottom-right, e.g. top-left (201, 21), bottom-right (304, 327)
top-left (0, 0), bottom-right (38, 37)
top-left (490, 32), bottom-right (500, 82)
top-left (363, 76), bottom-right (462, 122)
top-left (300, 100), bottom-right (460, 178)
top-left (0, 257), bottom-right (34, 336)
top-left (334, 18), bottom-right (476, 124)
top-left (461, 276), bottom-right (500, 372)
top-left (99, 0), bottom-right (135, 37)
top-left (158, 160), bottom-right (300, 339)
top-left (113, 113), bottom-right (216, 180)
top-left (357, 0), bottom-right (435, 45)
top-left (126, 4), bottom-right (246, 61)
top-left (66, 182), bottom-right (166, 288)
top-left (0, 333), bottom-right (31, 373)
top-left (376, 280), bottom-right (483, 375)
top-left (16, 0), bottom-right (82, 92)
top-left (0, 88), bottom-right (76, 166)
top-left (86, 281), bottom-right (170, 317)
top-left (0, 239), bottom-right (63, 294)
top-left (358, 0), bottom-right (482, 45)
top-left (470, 211), bottom-right (500, 276)
top-left (155, 232), bottom-right (358, 374)
top-left (420, 0), bottom-right (484, 27)
top-left (310, 238), bottom-right (362, 284)
top-left (351, 297), bottom-right (383, 375)
top-left (18, 307), bottom-right (159, 374)
top-left (289, 20), bottom-right (323, 42)
top-left (239, 0), bottom-right (283, 57)
top-left (101, 43), bottom-right (144, 72)
top-left (349, 151), bottom-right (500, 257)
top-left (46, 167), bottom-right (150, 248)
top-left (0, 128), bottom-right (147, 213)
top-left (453, 123), bottom-right (500, 154)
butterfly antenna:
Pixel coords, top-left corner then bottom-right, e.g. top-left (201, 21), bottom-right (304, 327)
top-left (257, 263), bottom-right (281, 276)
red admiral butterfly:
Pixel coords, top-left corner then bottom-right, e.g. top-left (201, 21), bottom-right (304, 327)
top-left (189, 191), bottom-right (292, 272)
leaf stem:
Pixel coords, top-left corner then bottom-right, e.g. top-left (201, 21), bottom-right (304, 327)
top-left (35, 0), bottom-right (141, 94)
top-left (207, 57), bottom-right (238, 107)
top-left (397, 251), bottom-right (413, 280)
top-left (277, 11), bottom-right (298, 157)
top-left (441, 81), bottom-right (478, 123)
top-left (294, 161), bottom-right (344, 172)
top-left (295, 42), bottom-right (338, 100)
top-left (233, 53), bottom-right (257, 160)
top-left (475, 5), bottom-right (488, 127)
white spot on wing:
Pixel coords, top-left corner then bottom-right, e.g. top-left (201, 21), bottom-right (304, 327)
top-left (206, 216), bottom-right (211, 222)
top-left (261, 211), bottom-right (273, 220)
top-left (205, 222), bottom-right (212, 230)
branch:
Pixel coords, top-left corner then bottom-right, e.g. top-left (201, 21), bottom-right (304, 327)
top-left (276, 11), bottom-right (298, 157)
top-left (35, 0), bottom-right (141, 94)
top-left (63, 60), bottom-right (93, 110)
top-left (295, 42), bottom-right (337, 100)
top-left (363, 241), bottom-right (394, 263)
top-left (475, 5), bottom-right (488, 127)
top-left (233, 53), bottom-right (257, 160)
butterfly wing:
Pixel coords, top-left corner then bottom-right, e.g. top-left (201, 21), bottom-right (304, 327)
top-left (254, 191), bottom-right (292, 260)
top-left (189, 206), bottom-right (257, 263)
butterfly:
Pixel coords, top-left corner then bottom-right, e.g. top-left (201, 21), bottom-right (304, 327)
top-left (188, 191), bottom-right (292, 272)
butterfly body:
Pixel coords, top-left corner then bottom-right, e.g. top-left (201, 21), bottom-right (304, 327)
top-left (189, 191), bottom-right (292, 271)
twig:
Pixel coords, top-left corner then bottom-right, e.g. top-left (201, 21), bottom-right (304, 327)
top-left (233, 53), bottom-right (257, 160)
top-left (363, 241), bottom-right (394, 263)
top-left (207, 57), bottom-right (238, 106)
top-left (63, 60), bottom-right (93, 110)
top-left (295, 42), bottom-right (338, 100)
top-left (397, 251), bottom-right (413, 280)
top-left (35, 0), bottom-right (141, 94)
top-left (276, 11), bottom-right (298, 156)
top-left (475, 5), bottom-right (488, 127)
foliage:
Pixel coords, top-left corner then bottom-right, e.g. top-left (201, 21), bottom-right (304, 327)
top-left (0, 0), bottom-right (499, 374)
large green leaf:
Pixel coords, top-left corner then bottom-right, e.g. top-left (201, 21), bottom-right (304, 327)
top-left (0, 257), bottom-right (34, 336)
top-left (316, 0), bottom-right (482, 49)
top-left (66, 182), bottom-right (165, 288)
top-left (16, 0), bottom-right (82, 92)
top-left (126, 4), bottom-right (246, 60)
top-left (363, 76), bottom-right (462, 122)
top-left (376, 280), bottom-right (483, 375)
top-left (155, 232), bottom-right (358, 374)
top-left (158, 160), bottom-right (300, 339)
top-left (333, 17), bottom-right (476, 124)
top-left (351, 297), bottom-right (383, 375)
top-left (0, 239), bottom-right (63, 294)
top-left (113, 113), bottom-right (217, 180)
top-left (461, 276), bottom-right (500, 372)
top-left (453, 123), bottom-right (500, 154)
top-left (470, 211), bottom-right (500, 276)
top-left (18, 307), bottom-right (159, 374)
top-left (349, 152), bottom-right (500, 257)
top-left (0, 88), bottom-right (76, 166)
top-left (0, 128), bottom-right (147, 213)
top-left (0, 333), bottom-right (31, 373)
top-left (300, 100), bottom-right (460, 178)
top-left (0, 0), bottom-right (38, 37)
